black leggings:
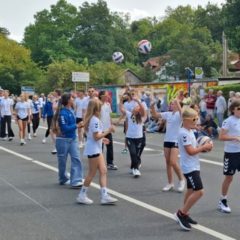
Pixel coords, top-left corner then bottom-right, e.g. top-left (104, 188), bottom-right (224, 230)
top-left (126, 138), bottom-right (144, 169)
top-left (45, 116), bottom-right (53, 138)
top-left (32, 113), bottom-right (40, 133)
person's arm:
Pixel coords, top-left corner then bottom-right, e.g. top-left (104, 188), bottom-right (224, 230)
top-left (133, 97), bottom-right (145, 117)
top-left (119, 96), bottom-right (126, 116)
top-left (219, 128), bottom-right (240, 142)
top-left (93, 126), bottom-right (114, 141)
top-left (184, 143), bottom-right (213, 155)
top-left (150, 102), bottom-right (161, 119)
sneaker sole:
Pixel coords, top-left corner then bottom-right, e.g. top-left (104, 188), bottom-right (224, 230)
top-left (101, 201), bottom-right (118, 205)
top-left (133, 175), bottom-right (140, 178)
top-left (71, 185), bottom-right (83, 189)
top-left (162, 187), bottom-right (174, 192)
top-left (217, 206), bottom-right (231, 213)
top-left (76, 199), bottom-right (93, 205)
top-left (174, 213), bottom-right (191, 231)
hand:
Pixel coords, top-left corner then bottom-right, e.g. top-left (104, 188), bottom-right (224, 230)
top-left (108, 125), bottom-right (115, 133)
top-left (234, 136), bottom-right (240, 142)
top-left (150, 101), bottom-right (156, 108)
top-left (202, 141), bottom-right (213, 152)
top-left (102, 138), bottom-right (110, 145)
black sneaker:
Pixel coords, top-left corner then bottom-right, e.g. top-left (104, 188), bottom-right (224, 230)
top-left (174, 210), bottom-right (191, 231)
top-left (186, 215), bottom-right (198, 225)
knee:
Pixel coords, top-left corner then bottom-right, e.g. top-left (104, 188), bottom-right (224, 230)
top-left (99, 166), bottom-right (107, 176)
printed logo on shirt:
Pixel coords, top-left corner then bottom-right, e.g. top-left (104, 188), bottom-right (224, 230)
top-left (183, 135), bottom-right (187, 143)
top-left (95, 122), bottom-right (99, 128)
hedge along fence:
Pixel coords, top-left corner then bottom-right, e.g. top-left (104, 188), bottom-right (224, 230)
top-left (206, 83), bottom-right (240, 102)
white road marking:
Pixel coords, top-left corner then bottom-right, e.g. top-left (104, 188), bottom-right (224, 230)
top-left (0, 146), bottom-right (235, 240)
top-left (0, 175), bottom-right (50, 212)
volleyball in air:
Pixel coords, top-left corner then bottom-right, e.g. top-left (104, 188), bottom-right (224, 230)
top-left (112, 52), bottom-right (124, 63)
top-left (138, 39), bottom-right (152, 54)
top-left (196, 136), bottom-right (212, 152)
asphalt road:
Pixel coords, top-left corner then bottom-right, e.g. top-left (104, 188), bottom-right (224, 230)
top-left (0, 122), bottom-right (239, 240)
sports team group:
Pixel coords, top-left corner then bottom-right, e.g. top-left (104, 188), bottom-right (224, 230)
top-left (0, 86), bottom-right (240, 231)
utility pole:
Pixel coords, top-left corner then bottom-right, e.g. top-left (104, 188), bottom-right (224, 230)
top-left (222, 32), bottom-right (228, 77)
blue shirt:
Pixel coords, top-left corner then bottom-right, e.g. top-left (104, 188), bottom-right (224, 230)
top-left (42, 101), bottom-right (53, 118)
top-left (58, 107), bottom-right (77, 139)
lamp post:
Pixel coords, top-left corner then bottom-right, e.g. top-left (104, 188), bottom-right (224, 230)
top-left (185, 67), bottom-right (193, 97)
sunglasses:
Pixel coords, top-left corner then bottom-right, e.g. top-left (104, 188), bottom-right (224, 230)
top-left (184, 117), bottom-right (198, 122)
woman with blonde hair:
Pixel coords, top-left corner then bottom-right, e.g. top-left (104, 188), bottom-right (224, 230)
top-left (77, 99), bottom-right (118, 205)
top-left (15, 94), bottom-right (31, 145)
top-left (151, 99), bottom-right (185, 192)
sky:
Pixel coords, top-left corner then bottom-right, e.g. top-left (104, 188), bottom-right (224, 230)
top-left (0, 0), bottom-right (226, 42)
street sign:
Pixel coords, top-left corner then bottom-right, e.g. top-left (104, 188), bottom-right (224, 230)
top-left (195, 67), bottom-right (203, 79)
top-left (21, 86), bottom-right (35, 95)
top-left (72, 72), bottom-right (90, 82)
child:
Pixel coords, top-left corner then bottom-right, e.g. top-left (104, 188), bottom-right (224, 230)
top-left (218, 100), bottom-right (240, 213)
top-left (76, 99), bottom-right (118, 205)
top-left (175, 107), bottom-right (213, 231)
top-left (119, 95), bottom-right (146, 177)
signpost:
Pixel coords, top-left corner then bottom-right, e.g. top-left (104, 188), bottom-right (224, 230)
top-left (72, 72), bottom-right (90, 92)
top-left (185, 67), bottom-right (194, 97)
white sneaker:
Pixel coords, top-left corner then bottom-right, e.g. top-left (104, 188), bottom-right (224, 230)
top-left (28, 134), bottom-right (32, 140)
top-left (20, 139), bottom-right (25, 146)
top-left (177, 180), bottom-right (185, 192)
top-left (218, 199), bottom-right (231, 213)
top-left (162, 183), bottom-right (174, 192)
top-left (42, 138), bottom-right (46, 144)
top-left (51, 148), bottom-right (57, 154)
top-left (23, 140), bottom-right (27, 145)
top-left (101, 194), bottom-right (118, 205)
top-left (2, 137), bottom-right (7, 141)
top-left (76, 194), bottom-right (93, 205)
top-left (33, 133), bottom-right (37, 137)
top-left (132, 169), bottom-right (141, 178)
top-left (79, 142), bottom-right (83, 148)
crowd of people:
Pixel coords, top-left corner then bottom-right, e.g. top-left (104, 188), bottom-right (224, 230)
top-left (0, 86), bottom-right (240, 231)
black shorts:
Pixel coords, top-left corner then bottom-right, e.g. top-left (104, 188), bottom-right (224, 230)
top-left (184, 171), bottom-right (203, 191)
top-left (88, 153), bottom-right (100, 159)
top-left (76, 118), bottom-right (83, 124)
top-left (164, 141), bottom-right (178, 148)
top-left (223, 152), bottom-right (240, 175)
top-left (17, 116), bottom-right (28, 121)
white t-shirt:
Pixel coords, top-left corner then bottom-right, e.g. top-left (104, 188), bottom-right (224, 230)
top-left (161, 111), bottom-right (182, 143)
top-left (101, 102), bottom-right (112, 131)
top-left (84, 116), bottom-right (103, 156)
top-left (222, 116), bottom-right (240, 153)
top-left (178, 127), bottom-right (200, 174)
top-left (75, 97), bottom-right (85, 118)
top-left (126, 111), bottom-right (143, 138)
top-left (0, 98), bottom-right (14, 116)
top-left (15, 101), bottom-right (30, 119)
top-left (123, 100), bottom-right (138, 112)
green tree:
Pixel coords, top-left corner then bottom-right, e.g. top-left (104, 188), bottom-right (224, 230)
top-left (194, 4), bottom-right (224, 42)
top-left (72, 0), bottom-right (115, 63)
top-left (23, 0), bottom-right (78, 66)
top-left (222, 0), bottom-right (240, 52)
top-left (0, 35), bottom-right (44, 94)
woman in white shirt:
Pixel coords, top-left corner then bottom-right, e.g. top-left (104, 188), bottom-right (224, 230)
top-left (151, 99), bottom-right (185, 192)
top-left (77, 99), bottom-right (118, 205)
top-left (120, 95), bottom-right (146, 178)
top-left (15, 94), bottom-right (31, 145)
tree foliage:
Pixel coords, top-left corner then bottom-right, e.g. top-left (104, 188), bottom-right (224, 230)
top-left (0, 0), bottom-right (239, 94)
